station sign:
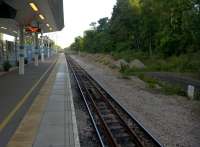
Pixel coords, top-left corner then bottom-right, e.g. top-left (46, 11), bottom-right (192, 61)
top-left (25, 26), bottom-right (41, 33)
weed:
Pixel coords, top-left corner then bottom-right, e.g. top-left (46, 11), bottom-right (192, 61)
top-left (161, 83), bottom-right (186, 96)
top-left (3, 61), bottom-right (12, 71)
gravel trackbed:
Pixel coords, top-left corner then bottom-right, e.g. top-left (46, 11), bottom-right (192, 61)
top-left (71, 54), bottom-right (200, 147)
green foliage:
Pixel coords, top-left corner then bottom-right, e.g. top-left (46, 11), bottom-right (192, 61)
top-left (147, 53), bottom-right (200, 72)
top-left (122, 69), bottom-right (187, 96)
top-left (70, 0), bottom-right (200, 74)
top-left (141, 74), bottom-right (186, 96)
top-left (111, 49), bottom-right (200, 73)
top-left (3, 61), bottom-right (12, 71)
top-left (112, 50), bottom-right (148, 62)
top-left (161, 83), bottom-right (186, 96)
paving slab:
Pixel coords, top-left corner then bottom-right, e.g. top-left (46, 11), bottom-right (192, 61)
top-left (33, 54), bottom-right (80, 147)
top-left (0, 56), bottom-right (57, 147)
top-left (7, 56), bottom-right (59, 147)
top-left (0, 56), bottom-right (57, 124)
top-left (7, 54), bottom-right (80, 147)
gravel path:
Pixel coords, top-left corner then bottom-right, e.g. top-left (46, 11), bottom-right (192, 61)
top-left (71, 55), bottom-right (200, 147)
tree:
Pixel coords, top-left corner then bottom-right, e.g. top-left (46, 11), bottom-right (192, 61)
top-left (70, 0), bottom-right (200, 58)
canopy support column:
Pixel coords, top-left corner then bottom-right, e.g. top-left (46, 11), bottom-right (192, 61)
top-left (34, 32), bottom-right (39, 66)
top-left (41, 33), bottom-right (44, 62)
top-left (47, 39), bottom-right (50, 58)
top-left (19, 25), bottom-right (24, 75)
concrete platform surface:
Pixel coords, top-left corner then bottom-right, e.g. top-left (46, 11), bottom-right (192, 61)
top-left (0, 56), bottom-right (57, 123)
top-left (0, 56), bottom-right (57, 146)
top-left (7, 54), bottom-right (80, 147)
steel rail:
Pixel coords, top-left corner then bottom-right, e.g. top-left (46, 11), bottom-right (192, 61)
top-left (66, 57), bottom-right (105, 147)
top-left (68, 58), bottom-right (119, 147)
top-left (73, 63), bottom-right (144, 146)
top-left (87, 78), bottom-right (144, 147)
top-left (67, 56), bottom-right (138, 146)
top-left (66, 55), bottom-right (163, 147)
top-left (84, 70), bottom-right (163, 147)
top-left (84, 86), bottom-right (119, 147)
top-left (68, 56), bottom-right (143, 147)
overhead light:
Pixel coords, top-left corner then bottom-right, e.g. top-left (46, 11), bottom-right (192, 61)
top-left (29, 2), bottom-right (39, 12)
top-left (13, 31), bottom-right (17, 33)
top-left (46, 23), bottom-right (50, 27)
top-left (39, 14), bottom-right (45, 20)
top-left (49, 27), bottom-right (52, 31)
top-left (1, 27), bottom-right (7, 30)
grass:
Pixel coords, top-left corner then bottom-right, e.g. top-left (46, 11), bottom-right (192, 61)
top-left (141, 74), bottom-right (186, 96)
top-left (113, 50), bottom-right (198, 97)
top-left (161, 83), bottom-right (186, 96)
top-left (120, 68), bottom-right (187, 96)
top-left (112, 50), bottom-right (200, 74)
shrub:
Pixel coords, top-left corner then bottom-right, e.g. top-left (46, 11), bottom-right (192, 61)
top-left (3, 61), bottom-right (12, 71)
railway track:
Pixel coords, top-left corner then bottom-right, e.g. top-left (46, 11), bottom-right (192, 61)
top-left (66, 55), bottom-right (163, 147)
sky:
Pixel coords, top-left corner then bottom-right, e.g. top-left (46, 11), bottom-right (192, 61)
top-left (46, 0), bottom-right (116, 48)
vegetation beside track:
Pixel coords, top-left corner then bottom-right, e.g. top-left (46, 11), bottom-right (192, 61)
top-left (67, 0), bottom-right (200, 97)
top-left (68, 0), bottom-right (200, 77)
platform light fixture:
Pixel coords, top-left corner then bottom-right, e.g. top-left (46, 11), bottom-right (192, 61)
top-left (49, 27), bottom-right (52, 31)
top-left (1, 27), bottom-right (7, 30)
top-left (46, 23), bottom-right (50, 27)
top-left (39, 14), bottom-right (45, 20)
top-left (29, 2), bottom-right (39, 12)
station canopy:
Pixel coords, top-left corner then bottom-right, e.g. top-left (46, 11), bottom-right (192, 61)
top-left (0, 0), bottom-right (64, 36)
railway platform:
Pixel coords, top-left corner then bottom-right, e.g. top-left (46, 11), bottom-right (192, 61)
top-left (0, 54), bottom-right (80, 147)
top-left (0, 55), bottom-right (57, 146)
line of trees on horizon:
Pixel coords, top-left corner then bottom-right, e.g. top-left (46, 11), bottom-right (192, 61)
top-left (70, 0), bottom-right (200, 58)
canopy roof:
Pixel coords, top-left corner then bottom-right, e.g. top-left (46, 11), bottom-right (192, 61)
top-left (0, 0), bottom-right (64, 36)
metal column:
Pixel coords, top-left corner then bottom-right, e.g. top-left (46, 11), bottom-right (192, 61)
top-left (34, 32), bottom-right (39, 66)
top-left (19, 25), bottom-right (24, 75)
top-left (41, 34), bottom-right (44, 62)
top-left (47, 39), bottom-right (50, 58)
top-left (14, 35), bottom-right (18, 64)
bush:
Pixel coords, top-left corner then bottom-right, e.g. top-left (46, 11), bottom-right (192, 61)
top-left (3, 61), bottom-right (12, 71)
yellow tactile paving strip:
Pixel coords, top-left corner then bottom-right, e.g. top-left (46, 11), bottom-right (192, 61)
top-left (7, 60), bottom-right (59, 147)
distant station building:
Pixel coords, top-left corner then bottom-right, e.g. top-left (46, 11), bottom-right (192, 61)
top-left (0, 0), bottom-right (64, 74)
